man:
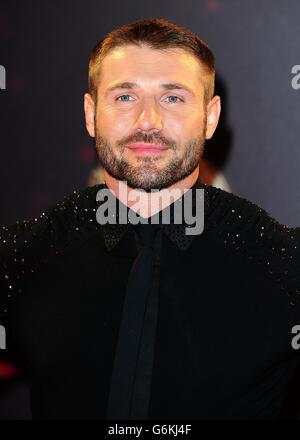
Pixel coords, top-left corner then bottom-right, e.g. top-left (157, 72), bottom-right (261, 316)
top-left (0, 18), bottom-right (300, 420)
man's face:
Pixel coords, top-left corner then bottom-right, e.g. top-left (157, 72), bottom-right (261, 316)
top-left (85, 44), bottom-right (219, 191)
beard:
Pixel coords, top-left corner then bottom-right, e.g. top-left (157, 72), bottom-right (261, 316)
top-left (94, 120), bottom-right (206, 192)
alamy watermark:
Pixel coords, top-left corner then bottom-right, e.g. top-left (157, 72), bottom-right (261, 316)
top-left (95, 181), bottom-right (205, 235)
top-left (0, 324), bottom-right (6, 349)
top-left (291, 324), bottom-right (300, 350)
top-left (291, 65), bottom-right (300, 90)
top-left (0, 65), bottom-right (6, 90)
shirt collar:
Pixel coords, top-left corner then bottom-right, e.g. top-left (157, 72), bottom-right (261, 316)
top-left (99, 179), bottom-right (210, 252)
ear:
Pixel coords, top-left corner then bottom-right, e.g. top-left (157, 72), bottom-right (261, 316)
top-left (84, 93), bottom-right (96, 138)
top-left (205, 95), bottom-right (221, 140)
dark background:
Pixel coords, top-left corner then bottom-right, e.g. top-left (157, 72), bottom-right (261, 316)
top-left (0, 0), bottom-right (299, 419)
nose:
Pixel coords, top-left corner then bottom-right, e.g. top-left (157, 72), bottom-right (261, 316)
top-left (134, 98), bottom-right (163, 132)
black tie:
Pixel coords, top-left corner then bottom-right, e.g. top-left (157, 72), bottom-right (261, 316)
top-left (105, 222), bottom-right (161, 420)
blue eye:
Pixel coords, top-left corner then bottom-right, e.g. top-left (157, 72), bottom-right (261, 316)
top-left (116, 95), bottom-right (133, 102)
top-left (115, 94), bottom-right (183, 103)
top-left (166, 96), bottom-right (182, 103)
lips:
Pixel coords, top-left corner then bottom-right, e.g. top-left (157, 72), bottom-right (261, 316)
top-left (126, 142), bottom-right (169, 154)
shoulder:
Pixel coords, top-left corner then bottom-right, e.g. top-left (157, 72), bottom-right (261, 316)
top-left (0, 185), bottom-right (104, 318)
top-left (203, 184), bottom-right (300, 303)
top-left (0, 185), bottom-right (103, 257)
top-left (204, 184), bottom-right (299, 238)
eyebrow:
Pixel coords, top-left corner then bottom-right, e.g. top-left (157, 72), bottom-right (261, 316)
top-left (105, 81), bottom-right (195, 96)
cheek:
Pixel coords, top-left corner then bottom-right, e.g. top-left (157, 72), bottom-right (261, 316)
top-left (165, 115), bottom-right (192, 145)
top-left (167, 113), bottom-right (205, 142)
top-left (98, 106), bottom-right (134, 138)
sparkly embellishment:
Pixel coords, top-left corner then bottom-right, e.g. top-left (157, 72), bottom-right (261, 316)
top-left (0, 181), bottom-right (299, 319)
top-left (206, 186), bottom-right (300, 305)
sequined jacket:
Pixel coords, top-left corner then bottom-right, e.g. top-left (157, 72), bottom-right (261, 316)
top-left (0, 182), bottom-right (300, 419)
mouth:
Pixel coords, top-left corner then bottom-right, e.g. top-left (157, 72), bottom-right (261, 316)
top-left (126, 142), bottom-right (170, 155)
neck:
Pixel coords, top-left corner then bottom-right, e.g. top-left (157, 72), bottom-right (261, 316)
top-left (103, 168), bottom-right (200, 219)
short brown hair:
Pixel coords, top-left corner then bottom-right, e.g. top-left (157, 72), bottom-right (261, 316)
top-left (88, 18), bottom-right (215, 105)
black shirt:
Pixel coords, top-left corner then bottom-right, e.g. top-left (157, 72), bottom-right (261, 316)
top-left (0, 181), bottom-right (300, 419)
top-left (106, 222), bottom-right (162, 419)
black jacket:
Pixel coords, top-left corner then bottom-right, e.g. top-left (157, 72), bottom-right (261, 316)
top-left (0, 181), bottom-right (300, 419)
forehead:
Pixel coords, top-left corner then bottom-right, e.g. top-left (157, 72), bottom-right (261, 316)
top-left (98, 44), bottom-right (204, 92)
